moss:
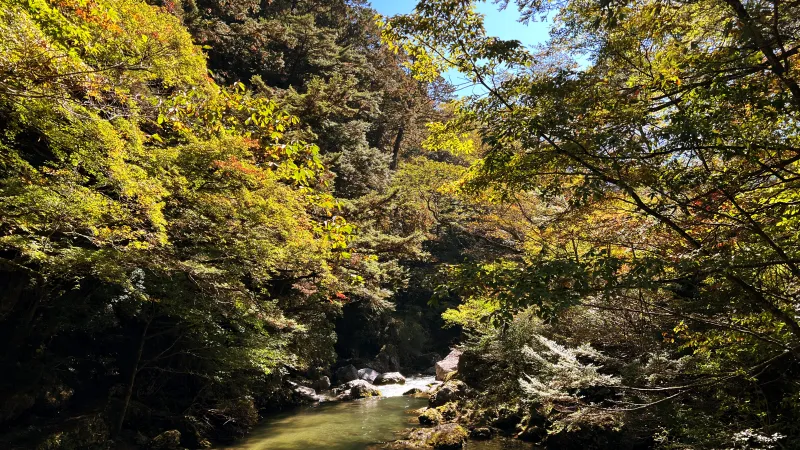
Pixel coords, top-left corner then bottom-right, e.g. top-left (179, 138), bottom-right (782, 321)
top-left (435, 402), bottom-right (458, 422)
top-left (350, 382), bottom-right (382, 398)
top-left (419, 408), bottom-right (443, 425)
top-left (426, 423), bottom-right (468, 450)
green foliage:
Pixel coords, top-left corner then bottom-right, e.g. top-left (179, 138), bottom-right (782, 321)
top-left (389, 0), bottom-right (800, 446)
top-left (0, 0), bottom-right (370, 443)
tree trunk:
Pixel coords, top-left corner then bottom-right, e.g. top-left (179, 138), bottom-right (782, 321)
top-left (390, 125), bottom-right (405, 170)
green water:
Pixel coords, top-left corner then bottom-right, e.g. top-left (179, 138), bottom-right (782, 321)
top-left (218, 395), bottom-right (534, 450)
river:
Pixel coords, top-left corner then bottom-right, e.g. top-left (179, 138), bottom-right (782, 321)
top-left (218, 376), bottom-right (534, 450)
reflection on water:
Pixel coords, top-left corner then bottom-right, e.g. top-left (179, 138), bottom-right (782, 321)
top-left (219, 375), bottom-right (534, 450)
top-left (218, 396), bottom-right (427, 450)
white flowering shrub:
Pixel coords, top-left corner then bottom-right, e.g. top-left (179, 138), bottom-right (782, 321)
top-left (727, 429), bottom-right (786, 450)
top-left (518, 333), bottom-right (622, 431)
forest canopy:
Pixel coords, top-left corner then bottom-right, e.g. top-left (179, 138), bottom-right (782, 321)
top-left (385, 0), bottom-right (800, 447)
top-left (1, 0), bottom-right (799, 449)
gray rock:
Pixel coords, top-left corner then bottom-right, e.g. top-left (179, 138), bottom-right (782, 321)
top-left (293, 385), bottom-right (318, 402)
top-left (344, 379), bottom-right (371, 389)
top-left (371, 344), bottom-right (401, 372)
top-left (335, 364), bottom-right (359, 383)
top-left (149, 430), bottom-right (181, 449)
top-left (375, 372), bottom-right (406, 385)
top-left (312, 376), bottom-right (331, 391)
top-left (435, 349), bottom-right (462, 381)
top-left (403, 387), bottom-right (423, 395)
top-left (330, 385), bottom-right (346, 396)
top-left (348, 380), bottom-right (381, 398)
top-left (357, 368), bottom-right (380, 383)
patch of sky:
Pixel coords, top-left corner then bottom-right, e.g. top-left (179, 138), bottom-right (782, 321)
top-left (369, 1), bottom-right (578, 97)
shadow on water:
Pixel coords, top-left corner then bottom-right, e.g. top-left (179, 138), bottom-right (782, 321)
top-left (218, 394), bottom-right (534, 450)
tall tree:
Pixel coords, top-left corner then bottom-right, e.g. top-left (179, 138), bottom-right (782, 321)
top-left (387, 0), bottom-right (800, 445)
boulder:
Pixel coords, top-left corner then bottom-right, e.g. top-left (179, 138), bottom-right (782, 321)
top-left (390, 423), bottom-right (467, 450)
top-left (403, 387), bottom-right (423, 395)
top-left (469, 427), bottom-right (494, 440)
top-left (435, 349), bottom-right (462, 381)
top-left (335, 364), bottom-right (359, 383)
top-left (357, 368), bottom-right (380, 383)
top-left (518, 424), bottom-right (546, 442)
top-left (349, 380), bottom-right (381, 398)
top-left (429, 380), bottom-right (466, 407)
top-left (419, 407), bottom-right (443, 425)
top-left (436, 402), bottom-right (458, 421)
top-left (149, 430), bottom-right (181, 450)
top-left (389, 428), bottom-right (437, 449)
top-left (375, 372), bottom-right (406, 385)
top-left (293, 385), bottom-right (318, 402)
top-left (456, 348), bottom-right (494, 389)
top-left (312, 376), bottom-right (331, 391)
top-left (427, 423), bottom-right (468, 449)
top-left (371, 344), bottom-right (401, 372)
top-left (345, 379), bottom-right (372, 389)
top-left (490, 406), bottom-right (523, 430)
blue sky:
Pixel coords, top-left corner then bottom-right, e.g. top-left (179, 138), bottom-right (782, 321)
top-left (368, 0), bottom-right (553, 95)
top-left (368, 0), bottom-right (550, 48)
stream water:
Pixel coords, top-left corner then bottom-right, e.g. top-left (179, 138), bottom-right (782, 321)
top-left (218, 376), bottom-right (534, 450)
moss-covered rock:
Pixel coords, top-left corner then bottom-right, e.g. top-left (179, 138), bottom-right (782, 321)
top-left (426, 423), bottom-right (467, 450)
top-left (148, 430), bottom-right (181, 449)
top-left (435, 402), bottom-right (458, 422)
top-left (388, 423), bottom-right (468, 449)
top-left (429, 381), bottom-right (466, 408)
top-left (469, 427), bottom-right (493, 440)
top-left (489, 405), bottom-right (523, 430)
top-left (516, 410), bottom-right (547, 442)
top-left (418, 408), bottom-right (443, 425)
top-left (350, 381), bottom-right (382, 398)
